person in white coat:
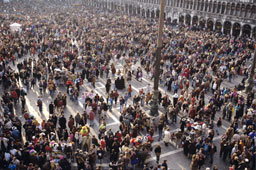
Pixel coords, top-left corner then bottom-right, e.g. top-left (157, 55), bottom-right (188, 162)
top-left (163, 127), bottom-right (171, 147)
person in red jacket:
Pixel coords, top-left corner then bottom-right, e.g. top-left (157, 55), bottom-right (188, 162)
top-left (68, 115), bottom-right (74, 131)
top-left (11, 90), bottom-right (18, 105)
top-left (89, 110), bottom-right (95, 127)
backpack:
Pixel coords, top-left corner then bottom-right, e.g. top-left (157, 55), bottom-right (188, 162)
top-left (203, 144), bottom-right (209, 153)
top-left (37, 99), bottom-right (42, 106)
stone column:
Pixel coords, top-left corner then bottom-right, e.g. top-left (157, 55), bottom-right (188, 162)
top-left (213, 19), bottom-right (216, 31)
top-left (205, 17), bottom-right (208, 29)
top-left (239, 24), bottom-right (243, 37)
top-left (191, 15), bottom-right (193, 25)
top-left (230, 23), bottom-right (234, 36)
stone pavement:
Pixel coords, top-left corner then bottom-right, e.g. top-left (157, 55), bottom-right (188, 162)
top-left (4, 53), bottom-right (246, 170)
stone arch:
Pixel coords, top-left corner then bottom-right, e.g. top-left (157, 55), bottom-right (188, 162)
top-left (253, 27), bottom-right (256, 38)
top-left (176, 0), bottom-right (180, 7)
top-left (240, 4), bottom-right (245, 17)
top-left (125, 4), bottom-right (129, 13)
top-left (111, 2), bottom-right (114, 10)
top-left (235, 3), bottom-right (240, 16)
top-left (204, 0), bottom-right (208, 11)
top-left (199, 18), bottom-right (206, 28)
top-left (208, 0), bottom-right (212, 12)
top-left (197, 0), bottom-right (201, 10)
top-left (231, 3), bottom-right (236, 15)
top-left (137, 6), bottom-right (141, 15)
top-left (207, 19), bottom-right (214, 31)
top-left (185, 14), bottom-right (191, 25)
top-left (215, 21), bottom-right (222, 32)
top-left (151, 10), bottom-right (155, 18)
top-left (217, 1), bottom-right (221, 13)
top-left (221, 2), bottom-right (225, 14)
top-left (129, 4), bottom-right (133, 14)
top-left (245, 5), bottom-right (251, 18)
top-left (201, 0), bottom-right (205, 11)
top-left (133, 6), bottom-right (137, 15)
top-left (224, 21), bottom-right (232, 34)
top-left (232, 23), bottom-right (241, 37)
top-left (251, 5), bottom-right (256, 18)
top-left (242, 24), bottom-right (251, 37)
top-left (156, 9), bottom-right (160, 18)
top-left (226, 3), bottom-right (231, 15)
top-left (142, 8), bottom-right (145, 17)
top-left (192, 16), bottom-right (198, 25)
top-left (213, 1), bottom-right (217, 13)
top-left (189, 0), bottom-right (193, 9)
top-left (147, 9), bottom-right (150, 18)
top-left (179, 15), bottom-right (184, 24)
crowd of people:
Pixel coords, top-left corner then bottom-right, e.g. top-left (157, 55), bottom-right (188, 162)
top-left (0, 0), bottom-right (256, 170)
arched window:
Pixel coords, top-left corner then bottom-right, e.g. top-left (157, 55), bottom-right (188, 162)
top-left (245, 5), bottom-right (250, 18)
top-left (224, 21), bottom-right (232, 35)
top-left (213, 1), bottom-right (217, 13)
top-left (208, 1), bottom-right (212, 12)
top-left (242, 24), bottom-right (251, 37)
top-left (251, 5), bottom-right (256, 18)
top-left (231, 3), bottom-right (236, 15)
top-left (236, 4), bottom-right (240, 16)
top-left (217, 2), bottom-right (221, 13)
top-left (221, 2), bottom-right (225, 14)
top-left (232, 23), bottom-right (241, 37)
top-left (201, 0), bottom-right (205, 11)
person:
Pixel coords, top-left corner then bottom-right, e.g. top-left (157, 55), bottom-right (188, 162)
top-left (208, 143), bottom-right (217, 164)
top-left (75, 112), bottom-right (81, 127)
top-left (216, 117), bottom-right (222, 135)
top-left (105, 81), bottom-right (111, 94)
top-left (37, 97), bottom-right (43, 113)
top-left (128, 84), bottom-right (132, 98)
top-left (190, 154), bottom-right (199, 170)
top-left (213, 165), bottom-right (218, 170)
top-left (120, 76), bottom-right (125, 90)
top-left (154, 144), bottom-right (161, 164)
top-left (119, 96), bottom-right (124, 113)
top-left (49, 102), bottom-right (54, 115)
top-left (97, 147), bottom-right (104, 164)
top-left (161, 160), bottom-right (168, 170)
top-left (163, 127), bottom-right (171, 146)
top-left (158, 121), bottom-right (164, 141)
top-left (59, 114), bottom-right (67, 130)
top-left (172, 93), bottom-right (178, 107)
top-left (89, 110), bottom-right (95, 127)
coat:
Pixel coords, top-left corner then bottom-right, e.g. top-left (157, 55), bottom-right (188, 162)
top-left (59, 116), bottom-right (66, 129)
top-left (49, 103), bottom-right (54, 114)
top-left (163, 130), bottom-right (171, 143)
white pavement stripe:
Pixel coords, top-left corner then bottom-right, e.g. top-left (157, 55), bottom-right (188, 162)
top-left (106, 122), bottom-right (120, 126)
top-left (72, 163), bottom-right (109, 167)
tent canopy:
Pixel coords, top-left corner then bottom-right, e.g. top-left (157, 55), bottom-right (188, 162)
top-left (10, 23), bottom-right (21, 27)
top-left (10, 23), bottom-right (22, 32)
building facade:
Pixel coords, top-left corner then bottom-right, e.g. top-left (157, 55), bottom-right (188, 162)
top-left (85, 0), bottom-right (256, 38)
